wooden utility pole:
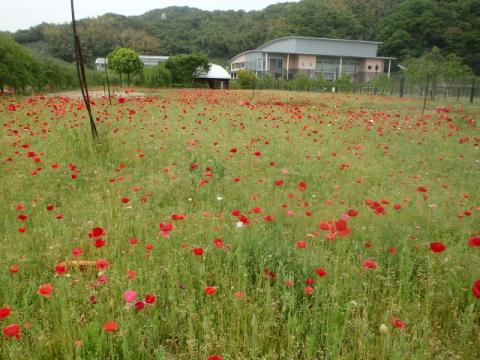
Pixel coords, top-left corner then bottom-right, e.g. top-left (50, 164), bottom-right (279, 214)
top-left (70, 0), bottom-right (99, 141)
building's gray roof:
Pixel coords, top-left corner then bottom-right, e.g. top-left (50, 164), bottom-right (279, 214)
top-left (229, 36), bottom-right (395, 63)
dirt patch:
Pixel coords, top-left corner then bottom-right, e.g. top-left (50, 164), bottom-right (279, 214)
top-left (47, 90), bottom-right (146, 98)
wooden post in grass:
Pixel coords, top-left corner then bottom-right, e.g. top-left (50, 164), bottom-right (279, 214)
top-left (421, 74), bottom-right (430, 120)
top-left (70, 0), bottom-right (99, 142)
top-left (104, 58), bottom-right (112, 105)
top-left (470, 77), bottom-right (476, 104)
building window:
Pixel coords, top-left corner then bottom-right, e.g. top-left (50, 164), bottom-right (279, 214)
top-left (368, 65), bottom-right (372, 70)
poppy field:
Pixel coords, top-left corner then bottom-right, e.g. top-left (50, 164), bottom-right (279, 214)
top-left (0, 89), bottom-right (479, 359)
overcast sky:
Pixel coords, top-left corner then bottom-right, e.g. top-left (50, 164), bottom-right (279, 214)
top-left (0, 0), bottom-right (299, 32)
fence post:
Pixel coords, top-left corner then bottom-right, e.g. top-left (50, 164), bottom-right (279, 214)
top-left (457, 87), bottom-right (460, 102)
top-left (421, 74), bottom-right (430, 119)
top-left (399, 76), bottom-right (405, 98)
top-left (470, 77), bottom-right (476, 104)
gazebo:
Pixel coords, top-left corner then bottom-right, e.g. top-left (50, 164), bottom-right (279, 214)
top-left (196, 64), bottom-right (231, 89)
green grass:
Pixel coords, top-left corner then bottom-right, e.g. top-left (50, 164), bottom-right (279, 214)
top-left (0, 90), bottom-right (479, 359)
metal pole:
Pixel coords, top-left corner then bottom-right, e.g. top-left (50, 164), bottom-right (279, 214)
top-left (70, 0), bottom-right (99, 141)
top-left (421, 74), bottom-right (430, 119)
top-left (104, 59), bottom-right (112, 105)
top-left (470, 77), bottom-right (476, 104)
top-left (399, 75), bottom-right (405, 98)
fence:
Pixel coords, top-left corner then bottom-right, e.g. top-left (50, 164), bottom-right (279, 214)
top-left (234, 74), bottom-right (479, 104)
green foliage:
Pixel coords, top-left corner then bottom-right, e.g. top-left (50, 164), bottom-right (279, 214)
top-left (375, 0), bottom-right (480, 73)
top-left (368, 74), bottom-right (393, 92)
top-left (237, 70), bottom-right (258, 89)
top-left (335, 73), bottom-right (355, 91)
top-left (10, 1), bottom-right (480, 74)
top-left (144, 63), bottom-right (172, 87)
top-left (292, 74), bottom-right (311, 91)
top-left (108, 48), bottom-right (144, 85)
top-left (164, 53), bottom-right (209, 85)
top-left (402, 46), bottom-right (473, 85)
top-left (0, 34), bottom-right (78, 92)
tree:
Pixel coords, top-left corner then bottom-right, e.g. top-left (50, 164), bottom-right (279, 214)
top-left (108, 48), bottom-right (144, 86)
top-left (144, 63), bottom-right (172, 87)
top-left (403, 47), bottom-right (472, 87)
top-left (237, 69), bottom-right (257, 89)
top-left (164, 53), bottom-right (209, 85)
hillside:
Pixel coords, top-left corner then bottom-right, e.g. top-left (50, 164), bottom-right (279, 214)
top-left (10, 0), bottom-right (480, 73)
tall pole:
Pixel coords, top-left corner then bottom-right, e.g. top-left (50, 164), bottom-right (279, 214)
top-left (421, 74), bottom-right (430, 120)
top-left (71, 0), bottom-right (99, 141)
top-left (470, 77), bottom-right (476, 104)
top-left (104, 59), bottom-right (112, 105)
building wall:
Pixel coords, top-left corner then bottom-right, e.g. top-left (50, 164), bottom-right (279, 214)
top-left (297, 55), bottom-right (316, 70)
top-left (360, 58), bottom-right (384, 73)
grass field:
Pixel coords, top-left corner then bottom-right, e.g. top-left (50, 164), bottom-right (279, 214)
top-left (0, 89), bottom-right (479, 360)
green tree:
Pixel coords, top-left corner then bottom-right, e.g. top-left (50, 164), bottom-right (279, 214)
top-left (164, 53), bottom-right (209, 85)
top-left (403, 47), bottom-right (472, 87)
top-left (237, 69), bottom-right (257, 89)
top-left (144, 63), bottom-right (172, 87)
top-left (108, 48), bottom-right (144, 86)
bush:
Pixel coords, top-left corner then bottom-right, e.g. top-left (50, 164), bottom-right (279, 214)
top-left (144, 64), bottom-right (172, 88)
top-left (237, 70), bottom-right (257, 89)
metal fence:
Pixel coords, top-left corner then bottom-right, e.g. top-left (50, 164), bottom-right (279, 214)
top-left (239, 74), bottom-right (479, 104)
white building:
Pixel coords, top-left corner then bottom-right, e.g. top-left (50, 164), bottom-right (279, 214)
top-left (95, 55), bottom-right (169, 71)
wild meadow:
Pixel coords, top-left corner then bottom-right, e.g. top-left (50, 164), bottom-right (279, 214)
top-left (0, 89), bottom-right (479, 359)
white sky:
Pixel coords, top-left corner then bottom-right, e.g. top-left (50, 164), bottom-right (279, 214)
top-left (0, 0), bottom-right (299, 32)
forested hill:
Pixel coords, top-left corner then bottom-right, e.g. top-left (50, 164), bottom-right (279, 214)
top-left (10, 0), bottom-right (480, 73)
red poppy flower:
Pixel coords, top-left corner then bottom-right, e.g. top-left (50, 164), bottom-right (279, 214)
top-left (9, 265), bottom-right (19, 274)
top-left (416, 186), bottom-right (428, 193)
top-left (0, 307), bottom-right (12, 320)
top-left (96, 259), bottom-right (109, 271)
top-left (88, 227), bottom-right (104, 238)
top-left (55, 263), bottom-right (66, 275)
top-left (315, 268), bottom-right (327, 277)
top-left (213, 238), bottom-right (224, 248)
top-left (2, 324), bottom-right (21, 339)
top-left (296, 240), bottom-right (307, 248)
top-left (231, 210), bottom-right (241, 217)
top-left (274, 179), bottom-right (284, 186)
top-left (94, 238), bottom-right (106, 248)
top-left (71, 248), bottom-right (83, 258)
top-left (17, 214), bottom-right (28, 222)
top-left (468, 236), bottom-right (480, 247)
top-left (145, 294), bottom-right (156, 304)
top-left (103, 321), bottom-right (118, 333)
top-left (390, 318), bottom-right (406, 329)
top-left (121, 197), bottom-right (130, 204)
top-left (362, 259), bottom-right (377, 269)
top-left (298, 181), bottom-right (308, 191)
top-left (135, 301), bottom-right (145, 311)
top-left (429, 242), bottom-right (446, 253)
top-left (172, 214), bottom-right (186, 220)
top-left (335, 219), bottom-right (348, 232)
top-left (304, 286), bottom-right (314, 295)
top-left (472, 279), bottom-right (480, 299)
top-left (38, 283), bottom-right (53, 297)
top-left (208, 356), bottom-right (223, 360)
top-left (192, 248), bottom-right (204, 256)
top-left (318, 222), bottom-right (330, 231)
top-left (118, 97), bottom-right (126, 104)
top-left (204, 286), bottom-right (217, 295)
top-left (347, 209), bottom-right (359, 217)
